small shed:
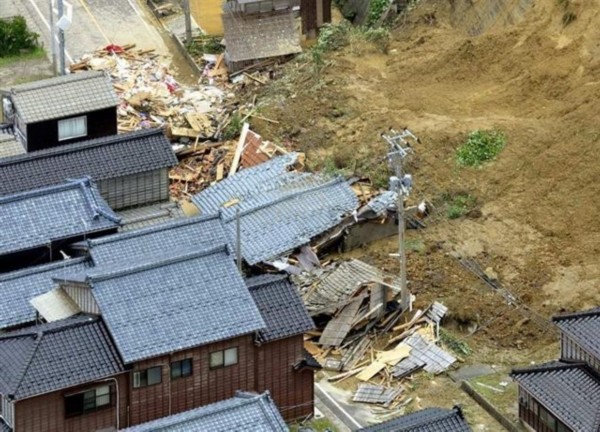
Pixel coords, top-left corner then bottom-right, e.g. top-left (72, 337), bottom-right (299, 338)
top-left (1, 71), bottom-right (118, 152)
top-left (222, 9), bottom-right (302, 72)
top-left (0, 128), bottom-right (177, 210)
top-left (0, 177), bottom-right (120, 273)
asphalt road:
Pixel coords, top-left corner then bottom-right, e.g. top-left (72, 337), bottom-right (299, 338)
top-left (10, 0), bottom-right (173, 66)
top-left (315, 381), bottom-right (368, 432)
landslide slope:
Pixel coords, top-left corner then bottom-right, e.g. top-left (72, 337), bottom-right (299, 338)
top-left (260, 0), bottom-right (600, 314)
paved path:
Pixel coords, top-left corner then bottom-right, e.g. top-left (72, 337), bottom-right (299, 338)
top-left (3, 0), bottom-right (178, 67)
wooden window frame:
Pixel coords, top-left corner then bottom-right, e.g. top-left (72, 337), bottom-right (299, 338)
top-left (58, 115), bottom-right (88, 141)
top-left (132, 366), bottom-right (162, 389)
top-left (209, 347), bottom-right (238, 369)
top-left (64, 385), bottom-right (112, 418)
top-left (171, 358), bottom-right (193, 380)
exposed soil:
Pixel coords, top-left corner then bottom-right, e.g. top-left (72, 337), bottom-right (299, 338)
top-left (253, 0), bottom-right (600, 358)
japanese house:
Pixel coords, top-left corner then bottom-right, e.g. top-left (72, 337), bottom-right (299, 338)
top-left (358, 406), bottom-right (471, 431)
top-left (0, 177), bottom-right (120, 273)
top-left (0, 223), bottom-right (317, 431)
top-left (121, 391), bottom-right (288, 431)
top-left (1, 71), bottom-right (118, 152)
top-left (0, 128), bottom-right (177, 210)
top-left (511, 307), bottom-right (600, 432)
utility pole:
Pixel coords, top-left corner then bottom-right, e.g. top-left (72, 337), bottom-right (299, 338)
top-left (57, 0), bottom-right (66, 75)
top-left (49, 0), bottom-right (57, 75)
top-left (383, 129), bottom-right (417, 312)
top-left (182, 0), bottom-right (192, 44)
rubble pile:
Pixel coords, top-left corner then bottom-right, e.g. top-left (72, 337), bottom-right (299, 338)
top-left (70, 44), bottom-right (231, 141)
top-left (297, 260), bottom-right (457, 411)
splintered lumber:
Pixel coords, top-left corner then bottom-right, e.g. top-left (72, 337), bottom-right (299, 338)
top-left (304, 341), bottom-right (323, 357)
top-left (216, 163), bottom-right (224, 181)
top-left (357, 344), bottom-right (411, 382)
top-left (171, 127), bottom-right (200, 138)
top-left (327, 366), bottom-right (366, 382)
top-left (229, 122), bottom-right (250, 176)
top-left (393, 309), bottom-right (425, 332)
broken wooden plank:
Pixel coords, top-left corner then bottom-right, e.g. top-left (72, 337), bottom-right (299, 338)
top-left (216, 163), bottom-right (224, 181)
top-left (229, 122), bottom-right (250, 176)
top-left (327, 366), bottom-right (366, 382)
top-left (171, 127), bottom-right (200, 138)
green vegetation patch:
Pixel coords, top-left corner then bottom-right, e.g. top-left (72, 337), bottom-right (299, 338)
top-left (367, 0), bottom-right (390, 27)
top-left (222, 113), bottom-right (243, 140)
top-left (289, 417), bottom-right (338, 432)
top-left (186, 35), bottom-right (223, 57)
top-left (0, 16), bottom-right (40, 57)
top-left (445, 193), bottom-right (476, 219)
top-left (456, 129), bottom-right (506, 167)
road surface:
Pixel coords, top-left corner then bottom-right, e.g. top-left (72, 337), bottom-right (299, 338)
top-left (4, 0), bottom-right (190, 72)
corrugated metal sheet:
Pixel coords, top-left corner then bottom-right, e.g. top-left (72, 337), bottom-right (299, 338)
top-left (404, 334), bottom-right (456, 374)
top-left (62, 283), bottom-right (100, 315)
top-left (29, 288), bottom-right (81, 322)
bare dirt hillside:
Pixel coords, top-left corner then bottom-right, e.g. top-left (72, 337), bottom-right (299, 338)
top-left (257, 0), bottom-right (600, 331)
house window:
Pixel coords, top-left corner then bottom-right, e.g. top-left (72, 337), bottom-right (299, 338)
top-left (64, 385), bottom-right (111, 417)
top-left (133, 366), bottom-right (162, 388)
top-left (58, 115), bottom-right (87, 141)
top-left (171, 358), bottom-right (193, 379)
top-left (210, 347), bottom-right (238, 369)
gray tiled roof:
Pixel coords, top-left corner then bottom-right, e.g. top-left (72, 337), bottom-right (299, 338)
top-left (0, 257), bottom-right (88, 330)
top-left (73, 247), bottom-right (265, 363)
top-left (553, 307), bottom-right (600, 361)
top-left (511, 361), bottom-right (600, 432)
top-left (222, 11), bottom-right (302, 62)
top-left (0, 177), bottom-right (120, 256)
top-left (0, 129), bottom-right (177, 197)
top-left (86, 214), bottom-right (231, 271)
top-left (246, 274), bottom-right (314, 343)
top-left (8, 71), bottom-right (118, 124)
top-left (123, 391), bottom-right (288, 432)
top-left (0, 315), bottom-right (124, 400)
top-left (0, 132), bottom-right (24, 158)
top-left (192, 153), bottom-right (358, 265)
top-left (359, 406), bottom-right (471, 432)
top-left (117, 201), bottom-right (186, 231)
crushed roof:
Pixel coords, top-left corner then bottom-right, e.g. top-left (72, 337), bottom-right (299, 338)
top-left (0, 128), bottom-right (177, 197)
top-left (192, 153), bottom-right (358, 265)
top-left (0, 257), bottom-right (89, 330)
top-left (85, 214), bottom-right (231, 271)
top-left (8, 71), bottom-right (118, 124)
top-left (122, 391), bottom-right (288, 431)
top-left (359, 406), bottom-right (471, 432)
top-left (511, 361), bottom-right (600, 431)
top-left (246, 274), bottom-right (314, 343)
top-left (0, 177), bottom-right (120, 256)
top-left (69, 247), bottom-right (265, 363)
top-left (553, 307), bottom-right (600, 361)
top-left (300, 259), bottom-right (401, 315)
top-left (0, 315), bottom-right (124, 400)
top-left (222, 11), bottom-right (302, 63)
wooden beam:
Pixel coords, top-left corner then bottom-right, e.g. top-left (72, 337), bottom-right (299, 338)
top-left (229, 122), bottom-right (250, 176)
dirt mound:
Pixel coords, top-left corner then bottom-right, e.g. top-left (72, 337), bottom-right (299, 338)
top-left (256, 0), bottom-right (600, 347)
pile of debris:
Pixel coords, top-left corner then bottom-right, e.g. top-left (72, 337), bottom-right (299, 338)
top-left (298, 259), bottom-right (457, 411)
top-left (70, 44), bottom-right (231, 141)
top-left (169, 125), bottom-right (290, 199)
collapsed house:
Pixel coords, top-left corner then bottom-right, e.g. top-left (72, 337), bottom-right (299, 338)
top-left (0, 71), bottom-right (118, 152)
top-left (192, 152), bottom-right (359, 266)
